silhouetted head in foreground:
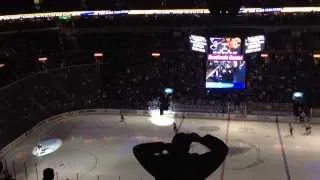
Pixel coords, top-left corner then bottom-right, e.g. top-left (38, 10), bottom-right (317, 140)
top-left (133, 132), bottom-right (229, 180)
top-left (43, 168), bottom-right (54, 180)
top-left (171, 133), bottom-right (192, 154)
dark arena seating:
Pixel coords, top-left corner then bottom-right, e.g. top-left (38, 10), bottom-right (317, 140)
top-left (0, 1), bottom-right (320, 171)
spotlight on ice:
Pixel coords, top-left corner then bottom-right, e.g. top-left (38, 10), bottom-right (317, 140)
top-left (149, 109), bottom-right (175, 126)
top-left (32, 138), bottom-right (63, 157)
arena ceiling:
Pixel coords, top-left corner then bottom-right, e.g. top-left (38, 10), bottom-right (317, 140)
top-left (0, 0), bottom-right (319, 15)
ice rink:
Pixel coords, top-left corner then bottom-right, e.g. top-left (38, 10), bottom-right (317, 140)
top-left (2, 114), bottom-right (320, 180)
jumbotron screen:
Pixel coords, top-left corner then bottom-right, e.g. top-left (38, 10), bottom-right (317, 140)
top-left (245, 35), bottom-right (265, 54)
top-left (206, 37), bottom-right (246, 89)
top-left (189, 34), bottom-right (208, 53)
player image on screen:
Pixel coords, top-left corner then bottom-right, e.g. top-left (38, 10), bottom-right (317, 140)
top-left (206, 37), bottom-right (245, 89)
top-left (206, 60), bottom-right (246, 89)
top-left (209, 37), bottom-right (241, 55)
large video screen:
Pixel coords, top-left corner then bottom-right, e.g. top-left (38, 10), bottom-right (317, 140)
top-left (245, 35), bottom-right (265, 54)
top-left (189, 34), bottom-right (208, 53)
top-left (208, 37), bottom-right (243, 61)
top-left (206, 37), bottom-right (246, 89)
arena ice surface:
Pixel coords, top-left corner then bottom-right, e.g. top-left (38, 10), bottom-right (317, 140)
top-left (2, 114), bottom-right (320, 180)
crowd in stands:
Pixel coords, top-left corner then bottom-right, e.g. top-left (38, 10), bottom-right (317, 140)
top-left (247, 30), bottom-right (320, 105)
top-left (1, 27), bottom-right (320, 101)
top-left (0, 167), bottom-right (55, 180)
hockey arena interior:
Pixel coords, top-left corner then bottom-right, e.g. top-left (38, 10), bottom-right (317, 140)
top-left (0, 0), bottom-right (320, 180)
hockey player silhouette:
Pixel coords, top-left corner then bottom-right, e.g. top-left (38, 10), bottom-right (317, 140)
top-left (289, 122), bottom-right (294, 136)
top-left (305, 123), bottom-right (312, 135)
top-left (120, 110), bottom-right (126, 124)
top-left (133, 132), bottom-right (229, 180)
